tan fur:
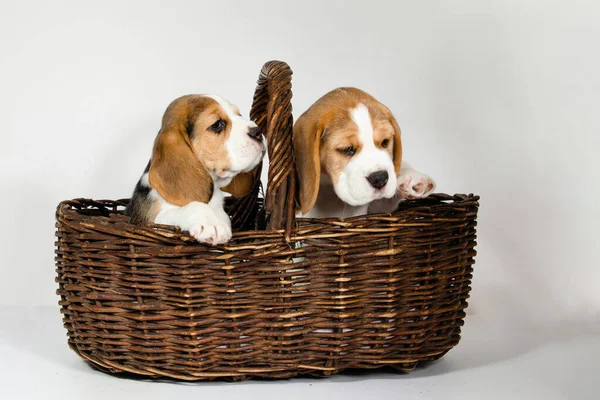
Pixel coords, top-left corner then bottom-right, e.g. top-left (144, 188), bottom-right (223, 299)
top-left (190, 99), bottom-right (254, 196)
top-left (149, 95), bottom-right (254, 207)
top-left (222, 171), bottom-right (255, 197)
top-left (293, 87), bottom-right (402, 214)
top-left (188, 100), bottom-right (232, 175)
top-left (381, 106), bottom-right (403, 174)
top-left (149, 127), bottom-right (214, 207)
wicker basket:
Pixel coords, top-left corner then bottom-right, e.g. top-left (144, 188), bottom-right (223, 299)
top-left (55, 61), bottom-right (479, 381)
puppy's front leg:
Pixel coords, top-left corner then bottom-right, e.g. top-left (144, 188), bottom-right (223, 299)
top-left (155, 201), bottom-right (232, 245)
top-left (368, 161), bottom-right (436, 214)
top-left (207, 189), bottom-right (233, 242)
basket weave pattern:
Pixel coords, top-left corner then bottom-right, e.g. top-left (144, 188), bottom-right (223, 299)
top-left (55, 61), bottom-right (479, 381)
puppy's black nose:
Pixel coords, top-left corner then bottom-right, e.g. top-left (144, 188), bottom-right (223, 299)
top-left (367, 170), bottom-right (389, 189)
top-left (247, 127), bottom-right (262, 141)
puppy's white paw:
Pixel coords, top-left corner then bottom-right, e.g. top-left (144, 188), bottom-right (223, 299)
top-left (188, 212), bottom-right (232, 245)
top-left (397, 169), bottom-right (436, 199)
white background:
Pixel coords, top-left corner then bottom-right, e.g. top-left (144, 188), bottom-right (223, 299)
top-left (1, 0), bottom-right (599, 399)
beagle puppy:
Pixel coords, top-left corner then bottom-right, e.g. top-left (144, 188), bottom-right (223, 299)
top-left (294, 87), bottom-right (435, 218)
top-left (126, 94), bottom-right (265, 244)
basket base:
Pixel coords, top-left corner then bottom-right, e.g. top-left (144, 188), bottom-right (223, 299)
top-left (70, 342), bottom-right (450, 382)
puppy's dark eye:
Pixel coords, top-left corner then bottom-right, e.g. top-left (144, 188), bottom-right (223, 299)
top-left (209, 119), bottom-right (226, 133)
top-left (337, 146), bottom-right (356, 157)
top-left (381, 139), bottom-right (390, 148)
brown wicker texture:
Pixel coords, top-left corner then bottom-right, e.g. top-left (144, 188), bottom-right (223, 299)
top-left (55, 61), bottom-right (479, 381)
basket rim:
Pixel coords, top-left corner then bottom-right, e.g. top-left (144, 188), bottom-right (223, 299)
top-left (55, 193), bottom-right (479, 245)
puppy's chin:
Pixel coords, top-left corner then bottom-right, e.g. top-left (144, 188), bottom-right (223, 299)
top-left (228, 137), bottom-right (266, 173)
top-left (334, 171), bottom-right (397, 206)
top-left (242, 146), bottom-right (266, 172)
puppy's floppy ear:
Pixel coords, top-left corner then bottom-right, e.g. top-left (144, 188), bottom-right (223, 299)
top-left (149, 102), bottom-right (213, 206)
top-left (293, 114), bottom-right (323, 215)
top-left (381, 105), bottom-right (403, 175)
top-left (389, 115), bottom-right (403, 175)
top-left (222, 172), bottom-right (255, 197)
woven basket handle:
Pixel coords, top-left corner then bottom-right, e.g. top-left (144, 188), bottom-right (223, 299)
top-left (250, 61), bottom-right (296, 238)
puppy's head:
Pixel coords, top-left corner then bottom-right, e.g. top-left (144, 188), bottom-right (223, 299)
top-left (294, 88), bottom-right (402, 214)
top-left (149, 95), bottom-right (265, 206)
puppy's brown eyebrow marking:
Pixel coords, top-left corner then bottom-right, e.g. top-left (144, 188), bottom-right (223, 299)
top-left (207, 110), bottom-right (222, 118)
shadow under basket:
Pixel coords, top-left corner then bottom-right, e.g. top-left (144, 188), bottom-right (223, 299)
top-left (54, 61), bottom-right (479, 381)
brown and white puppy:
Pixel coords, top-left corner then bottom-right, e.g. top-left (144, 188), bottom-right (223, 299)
top-left (126, 94), bottom-right (265, 244)
top-left (294, 87), bottom-right (435, 218)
